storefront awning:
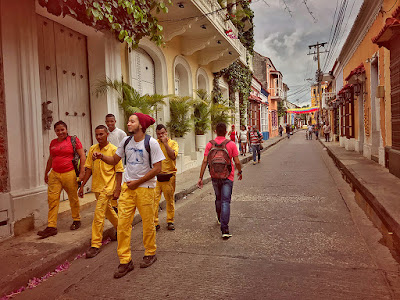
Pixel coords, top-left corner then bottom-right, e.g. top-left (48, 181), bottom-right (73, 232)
top-left (372, 17), bottom-right (400, 48)
top-left (345, 63), bottom-right (365, 81)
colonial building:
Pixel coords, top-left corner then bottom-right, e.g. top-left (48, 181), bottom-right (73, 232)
top-left (248, 76), bottom-right (269, 138)
top-left (0, 0), bottom-right (251, 239)
top-left (253, 52), bottom-right (283, 138)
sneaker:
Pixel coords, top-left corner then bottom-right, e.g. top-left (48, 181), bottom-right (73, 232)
top-left (167, 223), bottom-right (175, 231)
top-left (155, 224), bottom-right (160, 231)
top-left (114, 260), bottom-right (134, 279)
top-left (222, 231), bottom-right (232, 240)
top-left (37, 227), bottom-right (57, 238)
top-left (86, 247), bottom-right (100, 259)
top-left (70, 220), bottom-right (81, 230)
top-left (216, 217), bottom-right (221, 225)
top-left (140, 255), bottom-right (157, 268)
top-left (253, 161), bottom-right (256, 165)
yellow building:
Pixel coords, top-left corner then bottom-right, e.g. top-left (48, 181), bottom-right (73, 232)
top-left (330, 0), bottom-right (397, 174)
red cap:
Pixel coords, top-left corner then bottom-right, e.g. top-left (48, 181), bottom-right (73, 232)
top-left (134, 113), bottom-right (155, 131)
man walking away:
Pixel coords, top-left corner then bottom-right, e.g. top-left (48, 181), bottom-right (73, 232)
top-left (307, 124), bottom-right (313, 140)
top-left (94, 113), bottom-right (165, 279)
top-left (323, 122), bottom-right (331, 142)
top-left (154, 124), bottom-right (179, 231)
top-left (197, 123), bottom-right (242, 239)
top-left (249, 125), bottom-right (262, 164)
top-left (78, 125), bottom-right (123, 258)
top-left (278, 125), bottom-right (283, 137)
top-left (286, 124), bottom-right (291, 139)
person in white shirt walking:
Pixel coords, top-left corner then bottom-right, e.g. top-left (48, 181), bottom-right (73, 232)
top-left (323, 122), bottom-right (331, 142)
top-left (105, 114), bottom-right (127, 147)
top-left (105, 114), bottom-right (127, 212)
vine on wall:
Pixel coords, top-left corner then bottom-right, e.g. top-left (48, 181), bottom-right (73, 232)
top-left (39, 0), bottom-right (171, 46)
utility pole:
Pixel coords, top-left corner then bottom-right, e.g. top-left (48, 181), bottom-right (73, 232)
top-left (308, 42), bottom-right (328, 126)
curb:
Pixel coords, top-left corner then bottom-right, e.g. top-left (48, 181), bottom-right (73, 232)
top-left (318, 139), bottom-right (400, 256)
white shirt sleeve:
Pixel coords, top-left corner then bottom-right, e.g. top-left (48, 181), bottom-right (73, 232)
top-left (115, 136), bottom-right (130, 158)
top-left (149, 137), bottom-right (165, 165)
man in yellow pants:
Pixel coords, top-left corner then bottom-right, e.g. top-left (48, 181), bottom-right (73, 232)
top-left (94, 113), bottom-right (165, 279)
top-left (78, 125), bottom-right (124, 258)
top-left (154, 124), bottom-right (179, 231)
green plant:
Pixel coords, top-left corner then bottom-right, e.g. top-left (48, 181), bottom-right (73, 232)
top-left (192, 90), bottom-right (211, 135)
top-left (210, 94), bottom-right (232, 130)
top-left (95, 77), bottom-right (166, 122)
top-left (38, 0), bottom-right (171, 47)
top-left (167, 95), bottom-right (193, 138)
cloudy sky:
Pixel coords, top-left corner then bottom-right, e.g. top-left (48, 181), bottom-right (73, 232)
top-left (251, 0), bottom-right (363, 106)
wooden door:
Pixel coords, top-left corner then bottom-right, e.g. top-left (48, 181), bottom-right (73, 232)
top-left (129, 48), bottom-right (155, 96)
top-left (391, 38), bottom-right (400, 151)
top-left (37, 16), bottom-right (92, 198)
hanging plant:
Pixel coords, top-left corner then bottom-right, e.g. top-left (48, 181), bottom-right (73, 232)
top-left (38, 0), bottom-right (171, 46)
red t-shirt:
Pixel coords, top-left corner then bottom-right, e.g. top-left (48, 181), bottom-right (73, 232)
top-left (50, 136), bottom-right (83, 173)
top-left (229, 131), bottom-right (236, 142)
top-left (204, 136), bottom-right (239, 181)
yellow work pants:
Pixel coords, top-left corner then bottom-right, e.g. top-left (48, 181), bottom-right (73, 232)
top-left (47, 169), bottom-right (80, 228)
top-left (117, 184), bottom-right (156, 264)
top-left (154, 175), bottom-right (176, 226)
top-left (91, 192), bottom-right (119, 248)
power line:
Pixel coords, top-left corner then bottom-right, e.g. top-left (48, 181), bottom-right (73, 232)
top-left (281, 0), bottom-right (293, 17)
top-left (302, 0), bottom-right (318, 23)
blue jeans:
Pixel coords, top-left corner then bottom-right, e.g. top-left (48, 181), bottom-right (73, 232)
top-left (212, 179), bottom-right (233, 233)
top-left (251, 144), bottom-right (261, 162)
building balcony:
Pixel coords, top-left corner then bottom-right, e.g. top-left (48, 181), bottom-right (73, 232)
top-left (269, 87), bottom-right (283, 100)
top-left (157, 0), bottom-right (249, 72)
top-left (322, 92), bottom-right (336, 109)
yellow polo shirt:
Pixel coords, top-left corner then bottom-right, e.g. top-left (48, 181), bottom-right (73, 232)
top-left (158, 139), bottom-right (179, 174)
top-left (85, 143), bottom-right (124, 195)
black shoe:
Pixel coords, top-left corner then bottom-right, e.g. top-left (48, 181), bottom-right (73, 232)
top-left (140, 255), bottom-right (157, 268)
top-left (222, 230), bottom-right (232, 240)
top-left (167, 223), bottom-right (175, 231)
top-left (37, 227), bottom-right (57, 238)
top-left (155, 224), bottom-right (160, 231)
top-left (114, 260), bottom-right (134, 279)
top-left (70, 221), bottom-right (81, 230)
top-left (86, 247), bottom-right (100, 259)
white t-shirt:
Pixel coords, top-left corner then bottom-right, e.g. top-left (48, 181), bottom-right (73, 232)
top-left (116, 136), bottom-right (165, 188)
top-left (239, 130), bottom-right (248, 143)
top-left (108, 127), bottom-right (127, 147)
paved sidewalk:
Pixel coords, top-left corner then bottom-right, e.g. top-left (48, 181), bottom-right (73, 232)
top-left (319, 139), bottom-right (400, 258)
top-left (0, 134), bottom-right (286, 297)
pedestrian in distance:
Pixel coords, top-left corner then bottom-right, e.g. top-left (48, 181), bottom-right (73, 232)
top-left (249, 125), bottom-right (263, 164)
top-left (314, 124), bottom-right (319, 140)
top-left (323, 122), bottom-right (331, 142)
top-left (93, 113), bottom-right (165, 279)
top-left (285, 124), bottom-right (291, 139)
top-left (37, 121), bottom-right (86, 239)
top-left (278, 125), bottom-right (283, 137)
top-left (197, 122), bottom-right (242, 239)
top-left (239, 125), bottom-right (248, 156)
top-left (154, 124), bottom-right (179, 231)
top-left (307, 123), bottom-right (313, 140)
top-left (78, 125), bottom-right (123, 259)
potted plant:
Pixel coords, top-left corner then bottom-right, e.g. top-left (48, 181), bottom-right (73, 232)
top-left (167, 95), bottom-right (192, 154)
top-left (95, 77), bottom-right (166, 127)
top-left (193, 89), bottom-right (211, 151)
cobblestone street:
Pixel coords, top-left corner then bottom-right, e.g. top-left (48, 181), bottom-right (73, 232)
top-left (16, 133), bottom-right (400, 299)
